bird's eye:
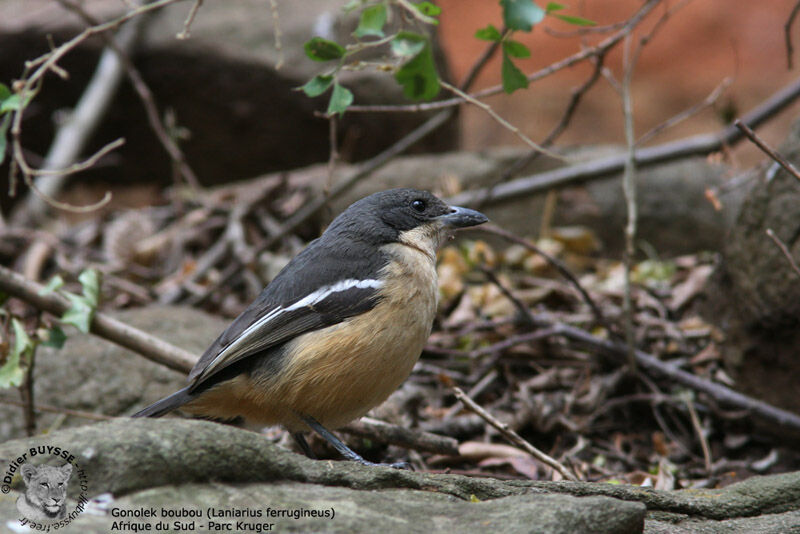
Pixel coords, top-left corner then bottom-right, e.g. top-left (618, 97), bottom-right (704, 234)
top-left (411, 199), bottom-right (426, 212)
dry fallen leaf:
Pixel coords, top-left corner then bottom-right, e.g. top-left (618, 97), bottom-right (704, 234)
top-left (670, 264), bottom-right (714, 310)
top-left (550, 226), bottom-right (600, 255)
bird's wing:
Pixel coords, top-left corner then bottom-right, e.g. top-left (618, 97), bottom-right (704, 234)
top-left (188, 240), bottom-right (387, 388)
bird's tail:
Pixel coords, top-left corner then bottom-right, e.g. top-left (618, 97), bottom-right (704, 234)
top-left (131, 387), bottom-right (195, 418)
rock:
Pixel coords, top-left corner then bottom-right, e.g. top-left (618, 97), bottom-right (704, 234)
top-left (645, 511), bottom-right (800, 534)
top-left (0, 0), bottom-right (457, 190)
top-left (0, 419), bottom-right (645, 534)
top-left (708, 119), bottom-right (800, 415)
top-left (2, 419), bottom-right (799, 533)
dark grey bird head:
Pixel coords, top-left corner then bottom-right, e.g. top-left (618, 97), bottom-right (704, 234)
top-left (325, 188), bottom-right (488, 247)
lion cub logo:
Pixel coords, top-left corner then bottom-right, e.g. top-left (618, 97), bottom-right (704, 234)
top-left (15, 462), bottom-right (73, 522)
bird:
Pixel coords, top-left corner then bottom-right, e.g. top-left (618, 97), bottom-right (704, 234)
top-left (132, 188), bottom-right (488, 467)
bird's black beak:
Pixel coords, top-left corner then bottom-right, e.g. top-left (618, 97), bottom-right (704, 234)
top-left (437, 205), bottom-right (489, 229)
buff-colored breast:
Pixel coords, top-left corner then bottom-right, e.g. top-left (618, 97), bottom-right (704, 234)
top-left (185, 235), bottom-right (439, 432)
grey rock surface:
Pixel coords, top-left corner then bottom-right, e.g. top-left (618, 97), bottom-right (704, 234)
top-left (1, 419), bottom-right (798, 533)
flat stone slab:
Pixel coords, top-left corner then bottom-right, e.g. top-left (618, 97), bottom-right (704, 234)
top-left (1, 419), bottom-right (798, 533)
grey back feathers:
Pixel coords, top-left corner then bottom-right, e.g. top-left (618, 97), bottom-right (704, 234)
top-left (187, 188), bottom-right (447, 386)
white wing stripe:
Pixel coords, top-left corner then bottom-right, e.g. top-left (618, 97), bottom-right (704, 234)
top-left (204, 278), bottom-right (383, 375)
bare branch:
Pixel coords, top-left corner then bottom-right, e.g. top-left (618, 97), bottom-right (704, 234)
top-left (10, 0), bottom-right (185, 223)
top-left (55, 0), bottom-right (201, 189)
top-left (682, 392), bottom-right (712, 474)
top-left (621, 34), bottom-right (637, 371)
top-left (269, 0), bottom-right (284, 70)
top-left (542, 318), bottom-right (800, 433)
top-left (0, 264), bottom-right (196, 373)
top-left (766, 228), bottom-right (800, 279)
top-left (166, 34), bottom-right (507, 303)
top-left (340, 417), bottom-right (459, 456)
top-left (734, 119), bottom-right (800, 182)
top-left (347, 0), bottom-right (661, 113)
top-left (447, 76), bottom-right (800, 207)
top-left (439, 81), bottom-right (566, 162)
top-left (785, 0), bottom-right (800, 69)
top-left (452, 386), bottom-right (578, 481)
top-left (477, 224), bottom-right (613, 334)
top-left (637, 77), bottom-right (732, 147)
top-left (176, 0), bottom-right (204, 40)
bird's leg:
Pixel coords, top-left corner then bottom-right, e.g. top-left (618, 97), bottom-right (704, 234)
top-left (300, 415), bottom-right (409, 469)
top-left (292, 432), bottom-right (317, 459)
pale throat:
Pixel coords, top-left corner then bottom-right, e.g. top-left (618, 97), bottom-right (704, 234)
top-left (396, 224), bottom-right (446, 263)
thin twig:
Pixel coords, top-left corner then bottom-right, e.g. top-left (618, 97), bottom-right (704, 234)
top-left (16, 138), bottom-right (122, 214)
top-left (452, 386), bottom-right (578, 481)
top-left (734, 119), bottom-right (800, 182)
top-left (347, 0), bottom-right (661, 113)
top-left (439, 80), bottom-right (566, 162)
top-left (18, 137), bottom-right (125, 178)
top-left (326, 114), bottom-right (339, 195)
top-left (636, 77), bottom-right (732, 146)
top-left (477, 224), bottom-right (613, 333)
top-left (9, 0), bottom-right (182, 214)
top-left (467, 329), bottom-right (560, 358)
top-left (540, 317), bottom-right (800, 433)
top-left (175, 34), bottom-right (506, 303)
top-left (459, 30), bottom-right (504, 91)
top-left (56, 0), bottom-right (201, 190)
top-left (176, 0), bottom-right (204, 40)
top-left (479, 267), bottom-right (535, 326)
top-left (340, 417), bottom-right (459, 456)
top-left (447, 76), bottom-right (800, 207)
top-left (269, 0), bottom-right (284, 70)
top-left (766, 228), bottom-right (800, 279)
top-left (620, 34), bottom-right (638, 371)
top-left (0, 264), bottom-right (196, 373)
top-left (785, 0), bottom-right (800, 69)
top-left (474, 55), bottom-right (605, 209)
top-left (20, 338), bottom-right (37, 436)
top-left (682, 392), bottom-right (712, 473)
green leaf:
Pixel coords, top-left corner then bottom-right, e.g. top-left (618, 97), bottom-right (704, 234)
top-left (545, 2), bottom-right (565, 12)
top-left (502, 40), bottom-right (531, 59)
top-left (40, 326), bottom-right (67, 349)
top-left (61, 294), bottom-right (94, 334)
top-left (475, 24), bottom-right (502, 41)
top-left (0, 83), bottom-right (10, 101)
top-left (501, 0), bottom-right (545, 31)
top-left (12, 319), bottom-right (32, 363)
top-left (553, 13), bottom-right (596, 26)
top-left (354, 4), bottom-right (387, 38)
top-left (0, 113), bottom-right (9, 166)
top-left (78, 269), bottom-right (100, 307)
top-left (0, 92), bottom-right (33, 114)
top-left (393, 33), bottom-right (440, 101)
top-left (501, 51), bottom-right (529, 93)
top-left (0, 319), bottom-right (30, 388)
top-left (391, 33), bottom-right (426, 57)
top-left (415, 1), bottom-right (442, 17)
top-left (300, 74), bottom-right (334, 98)
top-left (38, 274), bottom-right (65, 296)
top-left (327, 83), bottom-right (354, 115)
top-left (343, 0), bottom-right (363, 12)
top-left (304, 37), bottom-right (347, 61)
